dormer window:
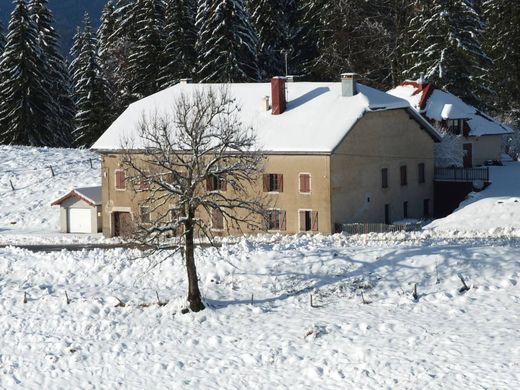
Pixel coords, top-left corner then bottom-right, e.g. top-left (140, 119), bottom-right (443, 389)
top-left (447, 119), bottom-right (463, 135)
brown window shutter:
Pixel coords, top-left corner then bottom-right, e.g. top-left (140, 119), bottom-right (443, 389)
top-left (206, 176), bottom-right (213, 191)
top-left (220, 177), bottom-right (227, 192)
top-left (278, 174), bottom-right (284, 192)
top-left (263, 174), bottom-right (269, 192)
top-left (299, 211), bottom-right (306, 231)
top-left (312, 211), bottom-right (319, 232)
top-left (116, 171), bottom-right (125, 189)
top-left (280, 210), bottom-right (287, 231)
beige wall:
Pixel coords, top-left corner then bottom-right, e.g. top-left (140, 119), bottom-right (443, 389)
top-left (464, 135), bottom-right (503, 166)
top-left (330, 109), bottom-right (435, 226)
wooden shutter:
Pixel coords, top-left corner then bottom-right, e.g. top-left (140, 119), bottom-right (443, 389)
top-left (381, 168), bottom-right (388, 188)
top-left (278, 174), bottom-right (284, 192)
top-left (299, 211), bottom-right (306, 231)
top-left (212, 209), bottom-right (223, 229)
top-left (115, 170), bottom-right (125, 189)
top-left (280, 210), bottom-right (287, 231)
top-left (312, 211), bottom-right (319, 232)
top-left (220, 177), bottom-right (227, 192)
top-left (263, 174), bottom-right (269, 192)
top-left (300, 174), bottom-right (310, 193)
top-left (206, 176), bottom-right (213, 191)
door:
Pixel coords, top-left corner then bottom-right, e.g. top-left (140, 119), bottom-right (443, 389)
top-left (68, 208), bottom-right (92, 233)
top-left (113, 212), bottom-right (133, 237)
top-left (463, 143), bottom-right (473, 168)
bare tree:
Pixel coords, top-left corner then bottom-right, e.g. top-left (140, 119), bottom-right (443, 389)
top-left (122, 87), bottom-right (267, 312)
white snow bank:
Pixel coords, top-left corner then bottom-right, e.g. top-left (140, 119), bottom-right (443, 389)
top-left (426, 162), bottom-right (520, 232)
top-left (0, 234), bottom-right (519, 388)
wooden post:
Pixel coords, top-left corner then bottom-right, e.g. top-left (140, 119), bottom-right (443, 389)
top-left (458, 273), bottom-right (470, 293)
top-left (49, 166), bottom-right (55, 177)
top-left (89, 159), bottom-right (93, 169)
top-left (412, 284), bottom-right (418, 301)
top-left (65, 291), bottom-right (70, 305)
top-left (250, 294), bottom-right (254, 306)
top-left (23, 291), bottom-right (28, 304)
top-left (10, 179), bottom-right (15, 191)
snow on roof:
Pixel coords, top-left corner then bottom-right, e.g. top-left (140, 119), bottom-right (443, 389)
top-left (92, 82), bottom-right (413, 153)
top-left (388, 83), bottom-right (513, 136)
top-left (51, 186), bottom-right (102, 207)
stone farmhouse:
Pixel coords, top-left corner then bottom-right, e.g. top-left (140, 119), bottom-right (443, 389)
top-left (92, 74), bottom-right (441, 237)
top-left (388, 79), bottom-right (513, 167)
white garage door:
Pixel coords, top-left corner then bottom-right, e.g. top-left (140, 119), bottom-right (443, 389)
top-left (68, 208), bottom-right (92, 233)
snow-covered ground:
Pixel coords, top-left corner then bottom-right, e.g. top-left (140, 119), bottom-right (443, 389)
top-left (427, 162), bottom-right (520, 232)
top-left (1, 234), bottom-right (519, 388)
top-left (1, 146), bottom-right (520, 388)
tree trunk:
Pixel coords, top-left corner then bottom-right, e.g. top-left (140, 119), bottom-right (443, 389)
top-left (184, 216), bottom-right (205, 312)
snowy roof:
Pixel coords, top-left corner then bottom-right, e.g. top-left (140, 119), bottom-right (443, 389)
top-left (92, 82), bottom-right (436, 153)
top-left (388, 82), bottom-right (513, 136)
top-left (51, 186), bottom-right (102, 207)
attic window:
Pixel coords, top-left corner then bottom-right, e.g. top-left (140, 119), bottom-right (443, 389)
top-left (447, 119), bottom-right (463, 135)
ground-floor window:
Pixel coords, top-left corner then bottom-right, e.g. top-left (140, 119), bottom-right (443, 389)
top-left (140, 206), bottom-right (151, 224)
top-left (299, 210), bottom-right (318, 232)
top-left (267, 209), bottom-right (286, 231)
top-left (211, 208), bottom-right (224, 230)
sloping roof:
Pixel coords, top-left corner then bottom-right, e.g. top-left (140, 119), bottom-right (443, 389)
top-left (91, 81), bottom-right (436, 153)
top-left (51, 186), bottom-right (102, 207)
top-left (388, 82), bottom-right (513, 136)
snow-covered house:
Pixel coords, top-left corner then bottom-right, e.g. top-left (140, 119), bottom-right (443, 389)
top-left (388, 79), bottom-right (513, 167)
top-left (92, 75), bottom-right (441, 236)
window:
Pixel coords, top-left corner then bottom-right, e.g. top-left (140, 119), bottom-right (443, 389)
top-left (423, 199), bottom-right (430, 217)
top-left (403, 201), bottom-right (408, 219)
top-left (299, 210), bottom-right (318, 232)
top-left (400, 165), bottom-right (407, 186)
top-left (206, 174), bottom-right (227, 192)
top-left (447, 119), bottom-right (463, 135)
top-left (267, 209), bottom-right (286, 231)
top-left (140, 173), bottom-right (150, 190)
top-left (299, 174), bottom-right (311, 193)
top-left (115, 170), bottom-right (126, 190)
top-left (211, 208), bottom-right (224, 230)
top-left (140, 206), bottom-right (151, 224)
top-left (384, 204), bottom-right (390, 225)
top-left (381, 168), bottom-right (388, 188)
top-left (418, 163), bottom-right (425, 184)
top-left (263, 174), bottom-right (283, 192)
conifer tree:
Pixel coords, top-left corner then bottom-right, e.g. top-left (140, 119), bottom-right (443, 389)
top-left (404, 0), bottom-right (491, 107)
top-left (483, 0), bottom-right (520, 124)
top-left (0, 17), bottom-right (5, 55)
top-left (29, 0), bottom-right (74, 146)
top-left (158, 0), bottom-right (197, 88)
top-left (0, 0), bottom-right (53, 146)
top-left (69, 14), bottom-right (111, 147)
top-left (195, 0), bottom-right (259, 82)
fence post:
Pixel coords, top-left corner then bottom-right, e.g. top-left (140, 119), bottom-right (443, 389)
top-left (10, 179), bottom-right (15, 191)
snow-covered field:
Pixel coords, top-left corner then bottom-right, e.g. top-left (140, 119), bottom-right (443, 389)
top-left (1, 145), bottom-right (520, 388)
top-left (1, 234), bottom-right (519, 388)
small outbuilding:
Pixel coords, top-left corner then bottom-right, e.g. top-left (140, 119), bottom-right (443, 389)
top-left (51, 186), bottom-right (102, 233)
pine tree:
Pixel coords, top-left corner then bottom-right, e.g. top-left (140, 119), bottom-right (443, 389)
top-left (29, 0), bottom-right (74, 146)
top-left (0, 17), bottom-right (6, 55)
top-left (69, 14), bottom-right (111, 147)
top-left (0, 0), bottom-right (53, 146)
top-left (158, 0), bottom-right (197, 88)
top-left (248, 0), bottom-right (287, 78)
top-left (404, 0), bottom-right (492, 107)
top-left (195, 0), bottom-right (259, 82)
top-left (126, 0), bottom-right (164, 98)
top-left (483, 0), bottom-right (520, 124)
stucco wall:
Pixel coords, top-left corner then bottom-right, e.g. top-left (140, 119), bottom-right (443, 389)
top-left (465, 135), bottom-right (503, 166)
top-left (330, 109), bottom-right (435, 226)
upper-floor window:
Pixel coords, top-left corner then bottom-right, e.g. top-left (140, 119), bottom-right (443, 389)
top-left (299, 173), bottom-right (311, 193)
top-left (400, 165), bottom-right (407, 186)
top-left (140, 206), bottom-right (151, 224)
top-left (206, 174), bottom-right (227, 192)
top-left (418, 163), bottom-right (425, 184)
top-left (381, 168), bottom-right (388, 188)
top-left (115, 169), bottom-right (126, 190)
top-left (263, 173), bottom-right (283, 192)
top-left (267, 209), bottom-right (286, 231)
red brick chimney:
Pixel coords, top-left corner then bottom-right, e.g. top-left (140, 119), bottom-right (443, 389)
top-left (271, 77), bottom-right (286, 115)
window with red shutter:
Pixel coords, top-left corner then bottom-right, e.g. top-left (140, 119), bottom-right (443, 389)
top-left (115, 170), bottom-right (125, 190)
top-left (267, 209), bottom-right (286, 230)
top-left (299, 174), bottom-right (311, 193)
top-left (263, 174), bottom-right (283, 192)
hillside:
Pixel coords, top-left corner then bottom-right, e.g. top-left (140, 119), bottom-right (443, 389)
top-left (0, 0), bottom-right (104, 54)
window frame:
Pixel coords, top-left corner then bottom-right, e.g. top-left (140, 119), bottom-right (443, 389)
top-left (400, 165), bottom-right (408, 186)
top-left (298, 209), bottom-right (319, 232)
top-left (298, 173), bottom-right (311, 194)
top-left (211, 208), bottom-right (224, 231)
top-left (381, 168), bottom-right (388, 189)
top-left (114, 169), bottom-right (126, 191)
top-left (266, 209), bottom-right (287, 231)
top-left (139, 205), bottom-right (151, 224)
top-left (263, 173), bottom-right (284, 193)
top-left (418, 163), bottom-right (425, 184)
top-left (206, 173), bottom-right (227, 192)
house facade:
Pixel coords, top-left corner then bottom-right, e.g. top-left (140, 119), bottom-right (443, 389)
top-left (92, 75), bottom-right (441, 237)
top-left (388, 80), bottom-right (513, 167)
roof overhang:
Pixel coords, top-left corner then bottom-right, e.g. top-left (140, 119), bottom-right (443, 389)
top-left (51, 189), bottom-right (101, 207)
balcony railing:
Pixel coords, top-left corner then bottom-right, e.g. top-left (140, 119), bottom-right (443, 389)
top-left (434, 167), bottom-right (489, 182)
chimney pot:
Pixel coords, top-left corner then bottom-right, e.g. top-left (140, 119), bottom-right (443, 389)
top-left (261, 96), bottom-right (270, 112)
top-left (341, 73), bottom-right (358, 97)
top-left (271, 77), bottom-right (286, 115)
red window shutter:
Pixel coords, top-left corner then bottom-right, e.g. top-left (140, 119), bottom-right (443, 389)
top-left (300, 174), bottom-right (310, 193)
top-left (206, 176), bottom-right (213, 191)
top-left (299, 211), bottom-right (306, 231)
top-left (115, 171), bottom-right (125, 189)
top-left (278, 174), bottom-right (283, 192)
top-left (312, 211), bottom-right (319, 232)
top-left (280, 210), bottom-right (287, 231)
top-left (263, 174), bottom-right (269, 192)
